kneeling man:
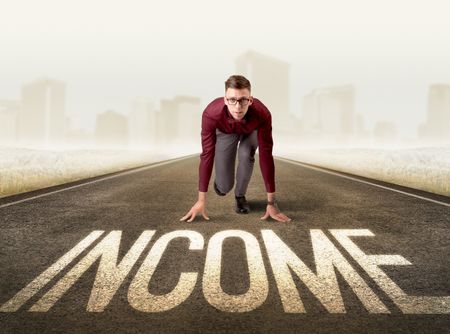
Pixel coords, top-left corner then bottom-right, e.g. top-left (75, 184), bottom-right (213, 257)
top-left (180, 75), bottom-right (291, 223)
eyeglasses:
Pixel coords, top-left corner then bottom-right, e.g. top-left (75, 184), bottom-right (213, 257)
top-left (226, 97), bottom-right (251, 106)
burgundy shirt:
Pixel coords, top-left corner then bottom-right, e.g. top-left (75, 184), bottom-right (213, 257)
top-left (199, 97), bottom-right (275, 193)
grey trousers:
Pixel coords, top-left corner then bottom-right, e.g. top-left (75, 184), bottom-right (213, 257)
top-left (214, 129), bottom-right (258, 197)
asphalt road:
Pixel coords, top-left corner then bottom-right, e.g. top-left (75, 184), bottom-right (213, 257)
top-left (1, 155), bottom-right (449, 333)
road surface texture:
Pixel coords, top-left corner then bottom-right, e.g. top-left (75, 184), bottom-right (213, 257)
top-left (1, 155), bottom-right (449, 333)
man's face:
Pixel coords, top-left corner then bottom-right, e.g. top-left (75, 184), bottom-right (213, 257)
top-left (224, 88), bottom-right (253, 121)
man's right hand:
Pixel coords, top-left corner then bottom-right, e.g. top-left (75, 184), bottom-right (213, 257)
top-left (180, 200), bottom-right (210, 223)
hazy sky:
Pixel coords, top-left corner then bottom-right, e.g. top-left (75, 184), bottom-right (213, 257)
top-left (1, 0), bottom-right (449, 137)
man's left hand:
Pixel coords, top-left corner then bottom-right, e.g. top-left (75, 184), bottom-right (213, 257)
top-left (260, 204), bottom-right (292, 222)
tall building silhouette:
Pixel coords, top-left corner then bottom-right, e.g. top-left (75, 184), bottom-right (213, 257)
top-left (158, 98), bottom-right (178, 145)
top-left (157, 95), bottom-right (201, 146)
top-left (95, 110), bottom-right (128, 148)
top-left (175, 96), bottom-right (202, 144)
top-left (301, 85), bottom-right (356, 143)
top-left (235, 50), bottom-right (299, 133)
top-left (18, 78), bottom-right (66, 147)
top-left (129, 97), bottom-right (157, 148)
top-left (418, 84), bottom-right (450, 143)
top-left (0, 100), bottom-right (20, 145)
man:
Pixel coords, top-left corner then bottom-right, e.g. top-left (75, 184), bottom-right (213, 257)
top-left (180, 75), bottom-right (291, 223)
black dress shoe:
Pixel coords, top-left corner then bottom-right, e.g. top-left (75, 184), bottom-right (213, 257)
top-left (213, 181), bottom-right (226, 196)
top-left (235, 196), bottom-right (250, 214)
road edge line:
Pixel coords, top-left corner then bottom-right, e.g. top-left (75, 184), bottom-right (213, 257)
top-left (276, 156), bottom-right (450, 208)
top-left (0, 154), bottom-right (197, 209)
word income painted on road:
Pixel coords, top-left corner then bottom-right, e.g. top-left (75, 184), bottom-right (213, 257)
top-left (1, 229), bottom-right (449, 314)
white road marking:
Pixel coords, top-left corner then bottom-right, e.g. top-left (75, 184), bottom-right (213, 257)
top-left (0, 155), bottom-right (196, 209)
top-left (277, 157), bottom-right (450, 208)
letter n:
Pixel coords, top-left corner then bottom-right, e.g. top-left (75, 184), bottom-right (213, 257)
top-left (28, 230), bottom-right (155, 312)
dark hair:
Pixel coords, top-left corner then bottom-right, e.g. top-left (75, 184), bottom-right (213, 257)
top-left (225, 75), bottom-right (251, 92)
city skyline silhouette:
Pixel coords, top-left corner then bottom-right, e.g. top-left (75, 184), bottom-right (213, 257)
top-left (1, 1), bottom-right (450, 148)
top-left (1, 49), bottom-right (449, 149)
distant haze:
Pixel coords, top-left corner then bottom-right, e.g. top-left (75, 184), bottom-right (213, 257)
top-left (1, 0), bottom-right (450, 145)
